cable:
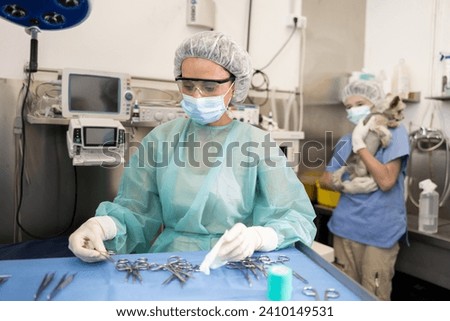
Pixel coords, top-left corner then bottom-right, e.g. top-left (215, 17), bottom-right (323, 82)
top-left (13, 81), bottom-right (29, 242)
top-left (258, 17), bottom-right (298, 71)
top-left (71, 166), bottom-right (78, 231)
top-left (249, 17), bottom-right (299, 108)
top-left (15, 67), bottom-right (77, 240)
top-left (297, 26), bottom-right (306, 132)
top-left (407, 129), bottom-right (450, 208)
top-left (248, 69), bottom-right (270, 106)
top-left (407, 100), bottom-right (450, 207)
top-left (15, 67), bottom-right (33, 239)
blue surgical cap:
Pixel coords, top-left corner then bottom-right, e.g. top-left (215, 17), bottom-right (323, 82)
top-left (174, 31), bottom-right (252, 103)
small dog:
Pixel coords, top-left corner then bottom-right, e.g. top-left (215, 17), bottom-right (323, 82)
top-left (332, 94), bottom-right (405, 192)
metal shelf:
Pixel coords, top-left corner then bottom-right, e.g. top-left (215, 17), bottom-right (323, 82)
top-left (27, 114), bottom-right (69, 125)
top-left (26, 114), bottom-right (157, 128)
top-left (425, 96), bottom-right (450, 101)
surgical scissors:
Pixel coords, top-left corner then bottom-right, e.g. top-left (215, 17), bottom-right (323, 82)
top-left (116, 258), bottom-right (144, 283)
top-left (324, 288), bottom-right (340, 300)
top-left (115, 256), bottom-right (198, 285)
top-left (151, 256), bottom-right (198, 286)
top-left (302, 286), bottom-right (340, 301)
top-left (259, 255), bottom-right (309, 284)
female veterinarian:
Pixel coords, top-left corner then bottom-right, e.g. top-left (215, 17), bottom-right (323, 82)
top-left (319, 80), bottom-right (409, 300)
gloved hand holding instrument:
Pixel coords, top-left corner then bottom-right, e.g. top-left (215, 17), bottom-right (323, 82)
top-left (68, 216), bottom-right (117, 262)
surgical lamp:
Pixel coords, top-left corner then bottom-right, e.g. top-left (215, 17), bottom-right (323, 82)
top-left (0, 0), bottom-right (91, 72)
top-left (1, 0), bottom-right (91, 240)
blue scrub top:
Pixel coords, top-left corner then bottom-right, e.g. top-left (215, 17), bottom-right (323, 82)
top-left (326, 124), bottom-right (409, 248)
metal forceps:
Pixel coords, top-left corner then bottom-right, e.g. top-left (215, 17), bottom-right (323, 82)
top-left (259, 255), bottom-right (309, 284)
top-left (47, 273), bottom-right (77, 301)
top-left (226, 261), bottom-right (253, 287)
top-left (150, 256), bottom-right (196, 286)
top-left (116, 258), bottom-right (146, 283)
top-left (97, 250), bottom-right (116, 263)
top-left (34, 272), bottom-right (55, 300)
top-left (82, 237), bottom-right (115, 262)
top-left (242, 257), bottom-right (267, 278)
top-left (302, 286), bottom-right (340, 301)
top-left (0, 274), bottom-right (11, 286)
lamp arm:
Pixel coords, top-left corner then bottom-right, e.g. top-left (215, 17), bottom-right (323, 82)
top-left (25, 26), bottom-right (40, 73)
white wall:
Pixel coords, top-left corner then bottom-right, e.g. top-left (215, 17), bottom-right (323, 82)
top-left (365, 0), bottom-right (450, 137)
top-left (0, 0), bottom-right (303, 92)
top-left (365, 0), bottom-right (434, 95)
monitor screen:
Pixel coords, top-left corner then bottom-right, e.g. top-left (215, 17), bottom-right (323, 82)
top-left (83, 127), bottom-right (117, 147)
top-left (61, 68), bottom-right (133, 121)
top-left (69, 75), bottom-right (120, 114)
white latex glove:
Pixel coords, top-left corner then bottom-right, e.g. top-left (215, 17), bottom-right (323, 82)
top-left (68, 216), bottom-right (117, 263)
top-left (341, 176), bottom-right (378, 194)
top-left (198, 230), bottom-right (229, 274)
top-left (217, 223), bottom-right (278, 262)
top-left (352, 119), bottom-right (370, 153)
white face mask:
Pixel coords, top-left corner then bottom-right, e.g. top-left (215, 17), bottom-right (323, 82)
top-left (181, 83), bottom-right (234, 125)
top-left (346, 105), bottom-right (371, 125)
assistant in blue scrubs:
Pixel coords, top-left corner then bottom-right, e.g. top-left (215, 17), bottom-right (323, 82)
top-left (320, 80), bottom-right (409, 300)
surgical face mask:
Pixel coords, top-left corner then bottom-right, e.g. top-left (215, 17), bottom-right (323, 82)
top-left (181, 83), bottom-right (234, 125)
top-left (346, 105), bottom-right (371, 125)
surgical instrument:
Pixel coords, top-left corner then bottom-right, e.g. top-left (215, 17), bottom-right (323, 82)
top-left (259, 255), bottom-right (308, 284)
top-left (302, 286), bottom-right (340, 301)
top-left (82, 236), bottom-right (115, 262)
top-left (34, 272), bottom-right (55, 301)
top-left (302, 286), bottom-right (320, 300)
top-left (324, 288), bottom-right (340, 300)
top-left (151, 256), bottom-right (198, 286)
top-left (245, 257), bottom-right (268, 277)
top-left (98, 250), bottom-right (116, 263)
top-left (224, 256), bottom-right (272, 287)
top-left (224, 255), bottom-right (306, 287)
top-left (226, 261), bottom-right (253, 287)
top-left (115, 256), bottom-right (198, 285)
top-left (0, 274), bottom-right (11, 285)
top-left (116, 258), bottom-right (144, 283)
top-left (47, 273), bottom-right (77, 301)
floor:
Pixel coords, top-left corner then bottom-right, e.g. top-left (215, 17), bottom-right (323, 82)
top-left (313, 207), bottom-right (450, 301)
top-left (391, 271), bottom-right (450, 301)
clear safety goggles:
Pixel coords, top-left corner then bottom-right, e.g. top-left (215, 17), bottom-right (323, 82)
top-left (175, 76), bottom-right (235, 97)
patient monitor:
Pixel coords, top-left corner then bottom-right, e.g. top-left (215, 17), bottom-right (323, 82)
top-left (61, 68), bottom-right (133, 166)
top-left (67, 118), bottom-right (125, 166)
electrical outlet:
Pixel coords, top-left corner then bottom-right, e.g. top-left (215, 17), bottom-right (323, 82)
top-left (286, 15), bottom-right (307, 29)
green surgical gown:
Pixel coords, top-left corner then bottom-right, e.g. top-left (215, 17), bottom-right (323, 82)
top-left (96, 118), bottom-right (316, 254)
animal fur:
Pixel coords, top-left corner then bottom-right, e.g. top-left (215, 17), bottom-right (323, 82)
top-left (332, 94), bottom-right (405, 191)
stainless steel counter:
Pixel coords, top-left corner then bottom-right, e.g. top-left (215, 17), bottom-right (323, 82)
top-left (395, 215), bottom-right (450, 290)
top-left (313, 205), bottom-right (450, 290)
